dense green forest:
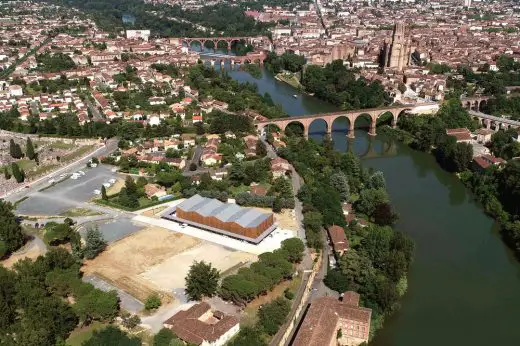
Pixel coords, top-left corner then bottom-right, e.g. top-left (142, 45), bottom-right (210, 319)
top-left (278, 137), bottom-right (414, 332)
top-left (42, 0), bottom-right (275, 37)
top-left (302, 60), bottom-right (391, 109)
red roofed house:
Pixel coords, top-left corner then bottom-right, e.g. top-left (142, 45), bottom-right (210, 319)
top-left (328, 225), bottom-right (349, 256)
top-left (446, 128), bottom-right (473, 143)
top-left (163, 302), bottom-right (239, 346)
top-left (144, 183), bottom-right (167, 199)
top-left (473, 154), bottom-right (506, 172)
top-left (293, 292), bottom-right (371, 346)
top-left (271, 157), bottom-right (292, 178)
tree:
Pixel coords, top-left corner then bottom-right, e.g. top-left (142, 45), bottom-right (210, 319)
top-left (26, 137), bottom-right (36, 160)
top-left (121, 313), bottom-right (141, 329)
top-left (356, 188), bottom-right (389, 217)
top-left (256, 139), bottom-right (267, 157)
top-left (153, 328), bottom-right (177, 346)
top-left (257, 297), bottom-right (290, 335)
top-left (194, 122), bottom-right (205, 135)
top-left (83, 326), bottom-right (141, 346)
top-left (11, 162), bottom-right (24, 183)
top-left (83, 227), bottom-right (107, 259)
top-left (272, 196), bottom-right (283, 213)
top-left (3, 167), bottom-right (10, 180)
top-left (330, 171), bottom-right (350, 201)
top-left (75, 289), bottom-right (119, 322)
top-left (228, 326), bottom-right (267, 346)
top-left (0, 200), bottom-right (25, 253)
top-left (144, 294), bottom-right (161, 310)
top-left (9, 139), bottom-right (22, 159)
top-left (281, 238), bottom-right (305, 263)
top-left (374, 203), bottom-right (398, 226)
top-left (185, 260), bottom-right (220, 301)
top-left (101, 185), bottom-right (108, 200)
top-left (189, 163), bottom-right (197, 171)
top-left (324, 269), bottom-right (349, 292)
top-left (369, 171), bottom-right (386, 190)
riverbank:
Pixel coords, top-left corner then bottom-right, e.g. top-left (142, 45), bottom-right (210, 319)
top-left (274, 72), bottom-right (303, 90)
top-left (278, 137), bottom-right (414, 340)
top-left (379, 121), bottom-right (520, 261)
top-left (226, 66), bottom-right (520, 345)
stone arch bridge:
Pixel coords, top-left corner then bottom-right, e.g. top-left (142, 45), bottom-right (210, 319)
top-left (255, 104), bottom-right (433, 138)
top-left (181, 36), bottom-right (270, 51)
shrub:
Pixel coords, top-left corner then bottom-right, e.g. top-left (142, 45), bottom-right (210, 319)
top-left (145, 294), bottom-right (161, 310)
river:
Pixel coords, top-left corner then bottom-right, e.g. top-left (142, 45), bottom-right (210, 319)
top-left (223, 65), bottom-right (520, 346)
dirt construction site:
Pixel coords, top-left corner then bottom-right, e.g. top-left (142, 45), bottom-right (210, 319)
top-left (82, 226), bottom-right (256, 305)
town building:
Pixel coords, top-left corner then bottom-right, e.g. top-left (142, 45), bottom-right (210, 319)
top-left (327, 225), bottom-right (349, 256)
top-left (163, 302), bottom-right (239, 346)
top-left (380, 23), bottom-right (413, 71)
top-left (161, 194), bottom-right (277, 243)
top-left (446, 128), bottom-right (473, 143)
top-left (293, 292), bottom-right (372, 346)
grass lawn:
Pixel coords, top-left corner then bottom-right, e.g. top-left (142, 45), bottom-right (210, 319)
top-left (59, 208), bottom-right (104, 217)
top-left (16, 159), bottom-right (36, 171)
top-left (26, 163), bottom-right (60, 179)
top-left (241, 274), bottom-right (302, 327)
top-left (229, 183), bottom-right (271, 197)
top-left (48, 141), bottom-right (75, 150)
top-left (66, 321), bottom-right (107, 346)
top-left (61, 145), bottom-right (95, 163)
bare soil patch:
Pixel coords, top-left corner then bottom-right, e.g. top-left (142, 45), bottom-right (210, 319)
top-left (82, 226), bottom-right (201, 303)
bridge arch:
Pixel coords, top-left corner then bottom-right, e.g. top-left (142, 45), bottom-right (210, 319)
top-left (308, 118), bottom-right (329, 138)
top-left (352, 112), bottom-right (376, 136)
top-left (284, 120), bottom-right (306, 138)
top-left (331, 115), bottom-right (352, 137)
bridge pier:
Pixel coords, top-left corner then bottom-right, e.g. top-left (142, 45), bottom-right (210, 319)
top-left (347, 122), bottom-right (355, 138)
top-left (368, 124), bottom-right (377, 136)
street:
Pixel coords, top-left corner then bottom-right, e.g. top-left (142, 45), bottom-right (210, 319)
top-left (4, 138), bottom-right (118, 203)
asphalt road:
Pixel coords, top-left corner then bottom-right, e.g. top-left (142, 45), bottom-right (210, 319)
top-left (16, 164), bottom-right (120, 216)
top-left (5, 138), bottom-right (118, 204)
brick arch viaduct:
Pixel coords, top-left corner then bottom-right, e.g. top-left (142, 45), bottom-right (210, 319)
top-left (255, 105), bottom-right (418, 138)
top-left (182, 36), bottom-right (269, 51)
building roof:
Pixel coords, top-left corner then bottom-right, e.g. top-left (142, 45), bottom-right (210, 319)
top-left (164, 302), bottom-right (239, 346)
top-left (328, 225), bottom-right (349, 253)
top-left (292, 295), bottom-right (372, 346)
top-left (175, 194), bottom-right (272, 228)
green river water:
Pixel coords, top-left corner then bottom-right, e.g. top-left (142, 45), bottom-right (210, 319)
top-left (224, 65), bottom-right (520, 346)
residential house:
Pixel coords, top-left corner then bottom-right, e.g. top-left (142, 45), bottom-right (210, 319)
top-left (163, 302), bottom-right (240, 346)
top-left (446, 128), bottom-right (473, 143)
top-left (328, 225), bottom-right (349, 256)
top-left (293, 292), bottom-right (371, 346)
top-left (144, 183), bottom-right (167, 199)
top-left (271, 157), bottom-right (292, 178)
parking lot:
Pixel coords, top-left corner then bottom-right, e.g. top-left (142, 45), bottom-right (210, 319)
top-left (79, 218), bottom-right (145, 244)
top-left (16, 165), bottom-right (119, 216)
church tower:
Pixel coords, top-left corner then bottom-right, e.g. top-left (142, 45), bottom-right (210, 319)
top-left (381, 22), bottom-right (412, 71)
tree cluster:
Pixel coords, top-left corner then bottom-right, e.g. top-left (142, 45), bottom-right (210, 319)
top-left (278, 137), bottom-right (414, 324)
top-left (0, 200), bottom-right (25, 257)
top-left (302, 60), bottom-right (391, 109)
top-left (219, 238), bottom-right (304, 305)
top-left (0, 248), bottom-right (119, 345)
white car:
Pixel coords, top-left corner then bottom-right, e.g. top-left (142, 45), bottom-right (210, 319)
top-left (103, 183), bottom-right (111, 188)
top-left (78, 170), bottom-right (85, 175)
top-left (108, 178), bottom-right (116, 184)
top-left (111, 168), bottom-right (117, 173)
top-left (48, 179), bottom-right (55, 184)
top-left (91, 163), bottom-right (98, 168)
top-left (93, 189), bottom-right (101, 195)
